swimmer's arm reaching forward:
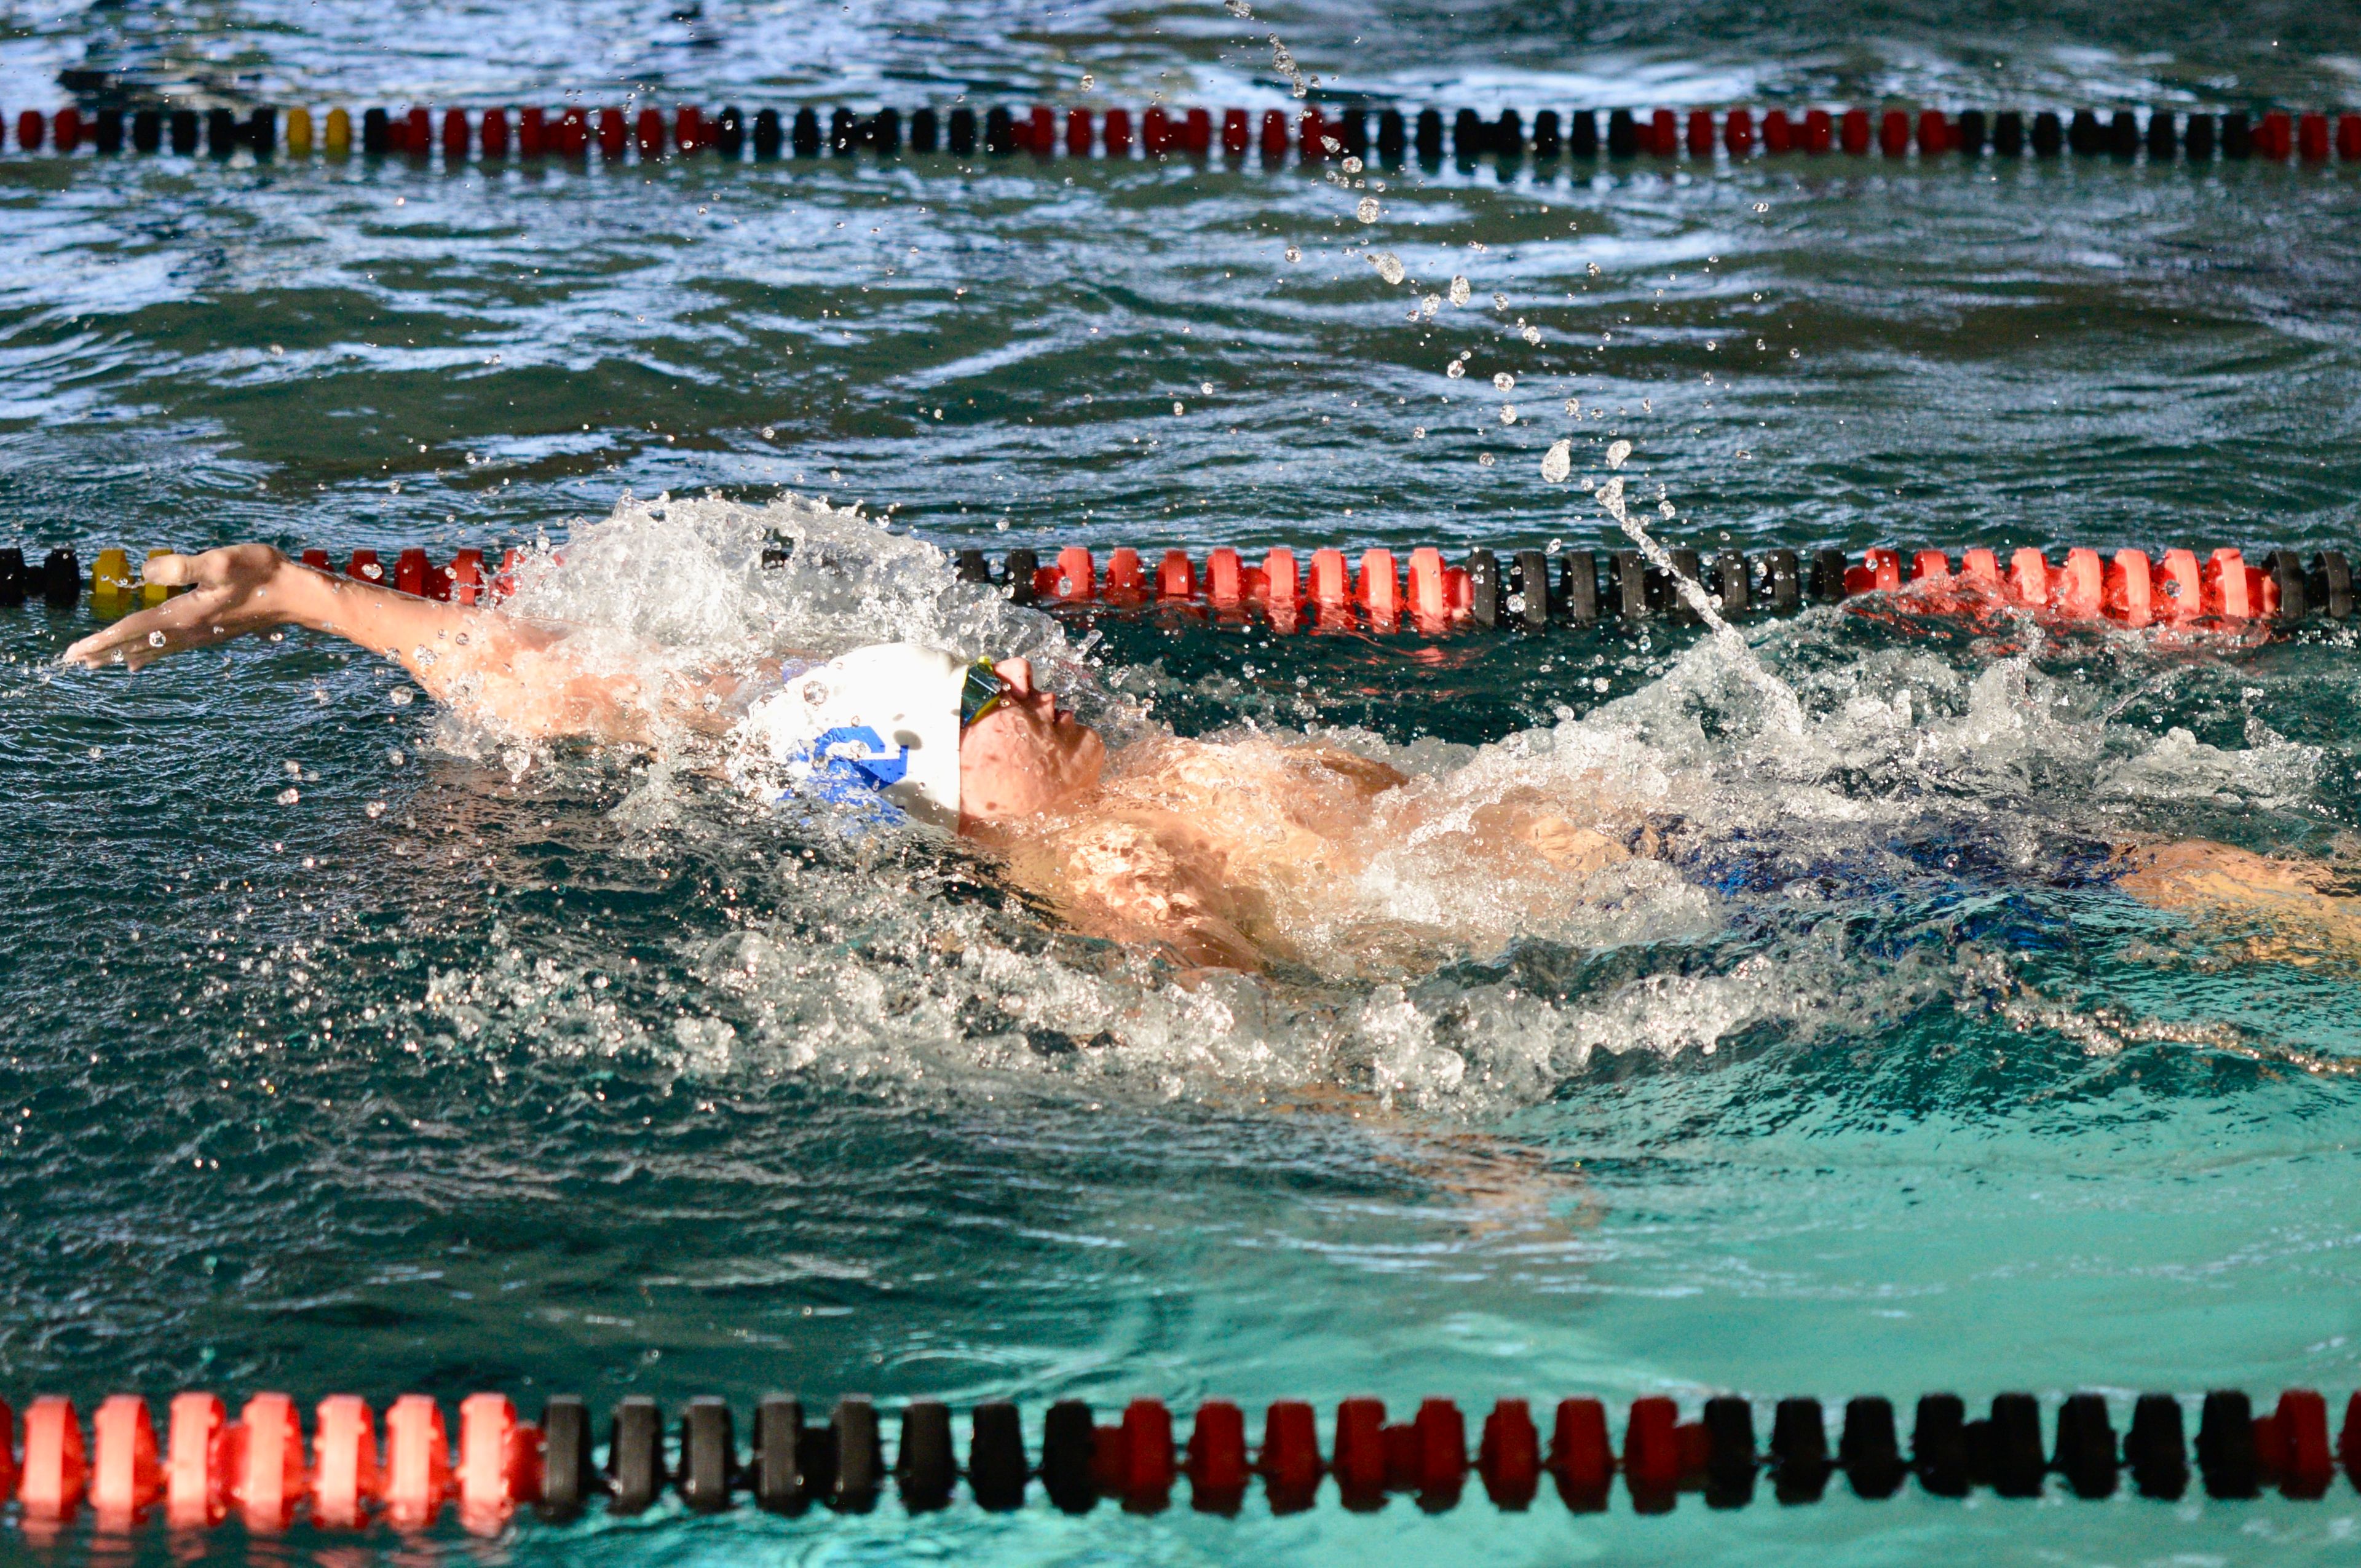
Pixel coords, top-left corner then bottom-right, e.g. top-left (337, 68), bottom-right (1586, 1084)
top-left (60, 545), bottom-right (756, 742)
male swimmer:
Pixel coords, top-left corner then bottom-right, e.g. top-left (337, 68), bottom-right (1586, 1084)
top-left (62, 544), bottom-right (2361, 975)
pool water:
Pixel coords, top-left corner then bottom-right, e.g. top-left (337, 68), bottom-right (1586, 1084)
top-left (5, 1), bottom-right (2361, 1562)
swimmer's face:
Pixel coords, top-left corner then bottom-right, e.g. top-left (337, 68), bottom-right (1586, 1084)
top-left (957, 657), bottom-right (1107, 826)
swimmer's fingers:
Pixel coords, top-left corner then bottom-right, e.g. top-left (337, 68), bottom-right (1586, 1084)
top-left (61, 545), bottom-right (293, 671)
top-left (61, 594), bottom-right (239, 670)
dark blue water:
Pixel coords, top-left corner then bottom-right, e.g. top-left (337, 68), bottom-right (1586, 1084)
top-left (4, 2), bottom-right (2361, 1562)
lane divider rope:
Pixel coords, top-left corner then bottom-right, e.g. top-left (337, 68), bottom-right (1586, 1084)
top-left (5, 542), bottom-right (2351, 633)
top-left (1, 1387), bottom-right (2354, 1534)
top-left (1, 103), bottom-right (2357, 167)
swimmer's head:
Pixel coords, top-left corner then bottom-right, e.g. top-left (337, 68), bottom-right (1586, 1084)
top-left (734, 643), bottom-right (1104, 830)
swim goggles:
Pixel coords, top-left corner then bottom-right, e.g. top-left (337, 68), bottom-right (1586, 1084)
top-left (960, 658), bottom-right (1008, 731)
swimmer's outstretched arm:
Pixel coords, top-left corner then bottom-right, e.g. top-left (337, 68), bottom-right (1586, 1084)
top-left (60, 545), bottom-right (756, 743)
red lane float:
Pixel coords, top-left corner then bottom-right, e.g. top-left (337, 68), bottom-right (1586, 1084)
top-left (90, 1395), bottom-right (161, 1527)
top-left (384, 1393), bottom-right (453, 1527)
top-left (1549, 1395), bottom-right (1613, 1507)
top-left (20, 1397), bottom-right (88, 1521)
top-left (1184, 1399), bottom-right (1249, 1511)
top-left (165, 1392), bottom-right (226, 1529)
top-left (312, 1394), bottom-right (379, 1529)
top-left (457, 1391), bottom-right (544, 1528)
top-left (1478, 1398), bottom-right (1541, 1509)
top-left (1257, 1398), bottom-right (1322, 1513)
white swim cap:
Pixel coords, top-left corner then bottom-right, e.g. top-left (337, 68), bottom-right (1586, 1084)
top-left (732, 643), bottom-right (968, 827)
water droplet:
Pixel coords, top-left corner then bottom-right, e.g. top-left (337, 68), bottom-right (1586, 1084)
top-left (1500, 405), bottom-right (1517, 424)
top-left (1200, 381), bottom-right (1214, 395)
top-left (1355, 196), bottom-right (1380, 223)
top-left (87, 746), bottom-right (101, 761)
top-left (1606, 439), bottom-right (1633, 470)
top-left (1658, 499), bottom-right (1677, 520)
top-left (1564, 397), bottom-right (1580, 416)
top-left (1284, 244), bottom-right (1302, 263)
top-left (283, 760), bottom-right (302, 777)
top-left (1412, 426), bottom-right (1427, 438)
top-left (1492, 371), bottom-right (1514, 392)
top-left (1342, 155), bottom-right (1364, 174)
top-left (387, 748), bottom-right (406, 766)
top-left (1492, 293), bottom-right (1508, 311)
top-left (1369, 251), bottom-right (1406, 285)
top-left (1172, 401), bottom-right (1185, 416)
top-left (147, 630), bottom-right (166, 647)
top-left (1447, 276), bottom-right (1471, 307)
top-left (1078, 73), bottom-right (1095, 90)
top-left (365, 801), bottom-right (387, 819)
top-left (1542, 440), bottom-right (1572, 482)
top-left (1419, 293), bottom-right (1441, 318)
top-left (389, 688), bottom-right (415, 707)
top-left (276, 787), bottom-right (301, 805)
top-left (413, 647), bottom-right (438, 669)
top-left (1477, 452), bottom-right (1496, 467)
top-left (1521, 325), bottom-right (1543, 345)
top-left (1446, 361), bottom-right (1466, 379)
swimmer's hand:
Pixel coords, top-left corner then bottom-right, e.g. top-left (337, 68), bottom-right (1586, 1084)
top-left (60, 545), bottom-right (293, 671)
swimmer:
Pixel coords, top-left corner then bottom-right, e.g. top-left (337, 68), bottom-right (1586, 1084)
top-left (62, 543), bottom-right (2361, 975)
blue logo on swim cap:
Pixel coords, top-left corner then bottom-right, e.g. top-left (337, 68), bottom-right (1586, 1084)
top-left (788, 726), bottom-right (910, 809)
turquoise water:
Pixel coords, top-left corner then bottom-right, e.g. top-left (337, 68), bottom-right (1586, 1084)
top-left (6, 2), bottom-right (2361, 1562)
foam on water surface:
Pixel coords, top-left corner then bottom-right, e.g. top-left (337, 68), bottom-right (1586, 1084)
top-left (379, 496), bottom-right (2357, 1135)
